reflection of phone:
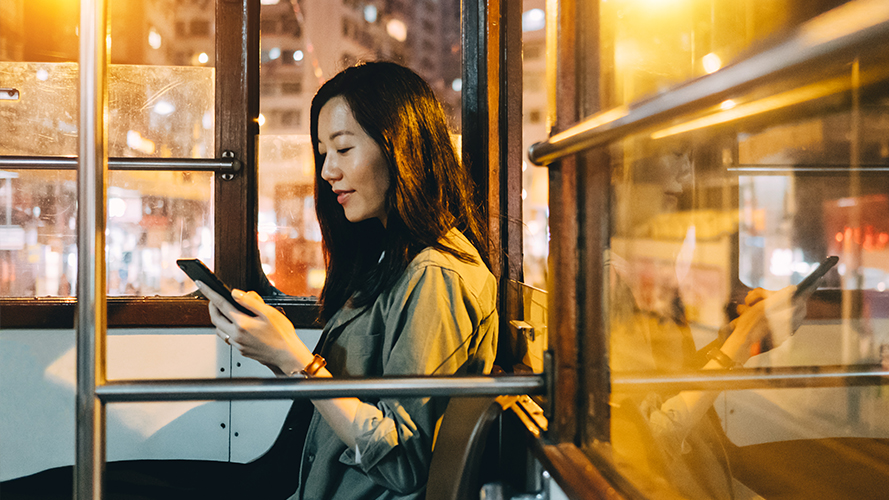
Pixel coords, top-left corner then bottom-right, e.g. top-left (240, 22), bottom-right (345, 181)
top-left (176, 258), bottom-right (257, 317)
top-left (793, 256), bottom-right (839, 298)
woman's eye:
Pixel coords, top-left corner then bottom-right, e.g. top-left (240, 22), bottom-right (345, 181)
top-left (337, 147), bottom-right (352, 155)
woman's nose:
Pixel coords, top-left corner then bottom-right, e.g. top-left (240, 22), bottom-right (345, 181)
top-left (320, 155), bottom-right (340, 182)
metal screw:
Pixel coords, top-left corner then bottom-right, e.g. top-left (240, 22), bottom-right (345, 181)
top-left (221, 150), bottom-right (237, 180)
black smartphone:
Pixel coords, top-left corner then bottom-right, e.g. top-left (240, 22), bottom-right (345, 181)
top-left (793, 255), bottom-right (839, 298)
top-left (176, 258), bottom-right (257, 317)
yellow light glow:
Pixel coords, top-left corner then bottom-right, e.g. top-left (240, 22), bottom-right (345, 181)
top-left (651, 76), bottom-right (853, 140)
top-left (549, 106), bottom-right (629, 144)
top-left (702, 52), bottom-right (722, 74)
top-left (720, 100), bottom-right (736, 110)
top-left (198, 52), bottom-right (209, 64)
top-left (257, 113), bottom-right (266, 126)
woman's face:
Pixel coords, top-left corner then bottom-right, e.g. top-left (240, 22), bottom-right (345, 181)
top-left (318, 96), bottom-right (391, 227)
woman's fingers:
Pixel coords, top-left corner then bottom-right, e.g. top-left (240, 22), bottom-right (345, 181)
top-left (196, 281), bottom-right (240, 319)
top-left (200, 285), bottom-right (305, 372)
top-left (230, 288), bottom-right (269, 318)
top-left (744, 287), bottom-right (771, 307)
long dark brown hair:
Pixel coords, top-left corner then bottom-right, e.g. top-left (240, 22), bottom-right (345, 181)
top-left (310, 61), bottom-right (489, 321)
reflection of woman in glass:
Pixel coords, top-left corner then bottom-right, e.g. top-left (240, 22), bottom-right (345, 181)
top-left (202, 62), bottom-right (499, 499)
top-left (609, 142), bottom-right (809, 500)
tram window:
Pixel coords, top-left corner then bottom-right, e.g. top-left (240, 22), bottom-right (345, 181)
top-left (592, 2), bottom-right (889, 497)
top-left (257, 0), bottom-right (464, 296)
top-left (513, 0), bottom-right (549, 374)
top-left (1, 2), bottom-right (217, 298)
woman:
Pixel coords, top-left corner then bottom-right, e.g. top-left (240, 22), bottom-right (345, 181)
top-left (200, 61), bottom-right (498, 499)
top-left (608, 142), bottom-right (810, 499)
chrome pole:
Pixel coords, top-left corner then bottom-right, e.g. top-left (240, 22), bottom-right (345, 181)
top-left (76, 0), bottom-right (108, 498)
top-left (0, 156), bottom-right (243, 172)
top-left (612, 365), bottom-right (889, 392)
top-left (96, 375), bottom-right (546, 402)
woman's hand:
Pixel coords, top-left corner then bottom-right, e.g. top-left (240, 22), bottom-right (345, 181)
top-left (197, 282), bottom-right (313, 376)
top-left (722, 285), bottom-right (808, 364)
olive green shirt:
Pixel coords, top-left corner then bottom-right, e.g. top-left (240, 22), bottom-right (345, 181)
top-left (290, 229), bottom-right (498, 500)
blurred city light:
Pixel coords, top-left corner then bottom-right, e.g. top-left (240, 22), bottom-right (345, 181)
top-left (702, 52), bottom-right (722, 74)
top-left (387, 19), bottom-right (407, 42)
top-left (126, 130), bottom-right (156, 154)
top-left (364, 5), bottom-right (378, 23)
top-left (148, 28), bottom-right (162, 49)
top-left (153, 100), bottom-right (175, 115)
top-left (522, 8), bottom-right (545, 32)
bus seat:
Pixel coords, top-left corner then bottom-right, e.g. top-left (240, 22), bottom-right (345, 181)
top-left (426, 396), bottom-right (511, 500)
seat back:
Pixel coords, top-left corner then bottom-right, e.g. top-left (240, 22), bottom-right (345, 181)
top-left (426, 396), bottom-right (506, 500)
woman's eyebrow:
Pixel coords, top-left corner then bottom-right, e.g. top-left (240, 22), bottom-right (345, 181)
top-left (329, 130), bottom-right (354, 141)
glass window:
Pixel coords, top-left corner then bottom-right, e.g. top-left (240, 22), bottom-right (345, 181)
top-left (594, 2), bottom-right (889, 498)
top-left (601, 0), bottom-right (840, 108)
top-left (0, 1), bottom-right (217, 298)
top-left (521, 0), bottom-right (548, 293)
top-left (0, 169), bottom-right (212, 297)
top-left (257, 0), bottom-right (463, 296)
top-left (516, 0), bottom-right (549, 374)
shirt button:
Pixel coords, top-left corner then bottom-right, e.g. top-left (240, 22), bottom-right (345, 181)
top-left (307, 454), bottom-right (315, 463)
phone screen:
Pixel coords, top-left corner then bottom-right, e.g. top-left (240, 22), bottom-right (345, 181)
top-left (176, 258), bottom-right (257, 317)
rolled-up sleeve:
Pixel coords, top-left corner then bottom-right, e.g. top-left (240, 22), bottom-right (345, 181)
top-left (640, 393), bottom-right (694, 456)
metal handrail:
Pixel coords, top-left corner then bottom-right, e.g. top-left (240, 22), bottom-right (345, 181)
top-left (612, 365), bottom-right (889, 393)
top-left (0, 155), bottom-right (241, 172)
top-left (528, 0), bottom-right (889, 166)
top-left (97, 375), bottom-right (546, 402)
top-left (76, 1), bottom-right (107, 498)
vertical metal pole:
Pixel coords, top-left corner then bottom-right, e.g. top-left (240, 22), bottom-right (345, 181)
top-left (76, 0), bottom-right (108, 498)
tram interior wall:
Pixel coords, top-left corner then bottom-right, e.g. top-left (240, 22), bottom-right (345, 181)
top-left (0, 327), bottom-right (321, 481)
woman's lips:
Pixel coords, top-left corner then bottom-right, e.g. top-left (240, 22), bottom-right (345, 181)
top-left (336, 191), bottom-right (353, 204)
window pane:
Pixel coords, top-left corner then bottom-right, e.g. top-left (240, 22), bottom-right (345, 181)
top-left (522, 0), bottom-right (548, 293)
top-left (601, 0), bottom-right (844, 108)
top-left (0, 169), bottom-right (212, 297)
top-left (516, 0), bottom-right (549, 374)
top-left (1, 62), bottom-right (214, 158)
top-left (1, 0), bottom-right (216, 158)
top-left (257, 0), bottom-right (463, 296)
top-left (600, 29), bottom-right (889, 500)
top-left (0, 0), bottom-right (216, 67)
top-left (737, 114), bottom-right (889, 291)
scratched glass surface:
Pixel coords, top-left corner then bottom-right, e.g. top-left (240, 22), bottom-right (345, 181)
top-left (0, 62), bottom-right (214, 158)
top-left (0, 169), bottom-right (212, 297)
